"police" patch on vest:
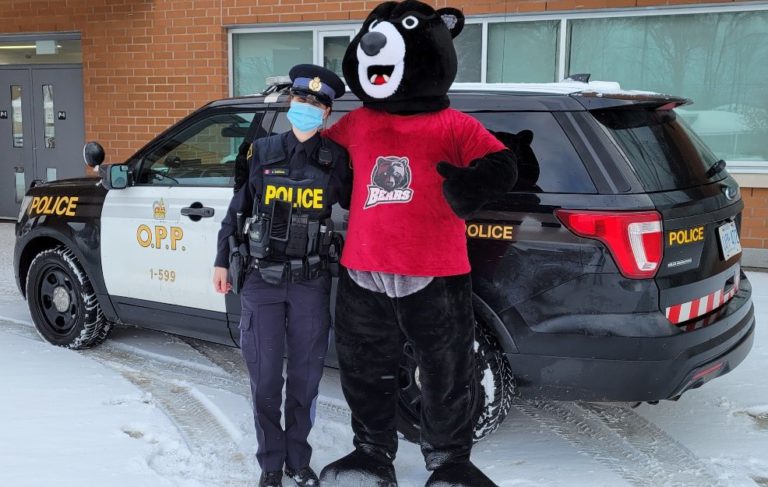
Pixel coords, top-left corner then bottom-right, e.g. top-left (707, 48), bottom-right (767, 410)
top-left (263, 185), bottom-right (324, 209)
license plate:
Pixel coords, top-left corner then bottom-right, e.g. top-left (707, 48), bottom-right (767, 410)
top-left (718, 221), bottom-right (742, 261)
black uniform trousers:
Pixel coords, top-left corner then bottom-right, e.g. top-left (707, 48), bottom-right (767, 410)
top-left (333, 269), bottom-right (476, 469)
top-left (239, 268), bottom-right (332, 472)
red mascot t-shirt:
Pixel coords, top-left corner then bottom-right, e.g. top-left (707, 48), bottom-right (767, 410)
top-left (324, 107), bottom-right (506, 277)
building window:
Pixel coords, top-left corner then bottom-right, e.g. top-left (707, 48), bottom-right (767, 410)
top-left (233, 31), bottom-right (313, 96)
top-left (455, 23), bottom-right (482, 83)
top-left (487, 20), bottom-right (560, 83)
top-left (322, 35), bottom-right (349, 77)
top-left (569, 11), bottom-right (768, 163)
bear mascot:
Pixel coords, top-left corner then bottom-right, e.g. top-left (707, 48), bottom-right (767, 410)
top-left (320, 1), bottom-right (518, 486)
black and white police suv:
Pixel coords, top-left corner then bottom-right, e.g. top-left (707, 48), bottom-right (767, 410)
top-left (14, 80), bottom-right (755, 441)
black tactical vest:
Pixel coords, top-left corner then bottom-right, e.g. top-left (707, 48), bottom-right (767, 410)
top-left (249, 133), bottom-right (335, 260)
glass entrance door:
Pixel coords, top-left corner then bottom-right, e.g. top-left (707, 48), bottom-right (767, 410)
top-left (0, 69), bottom-right (34, 219)
top-left (0, 66), bottom-right (85, 219)
top-left (31, 67), bottom-right (85, 183)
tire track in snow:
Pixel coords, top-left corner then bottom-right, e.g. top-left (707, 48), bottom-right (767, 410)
top-left (176, 336), bottom-right (352, 423)
top-left (91, 338), bottom-right (352, 417)
top-left (0, 320), bottom-right (258, 485)
top-left (0, 319), bottom-right (726, 487)
top-left (515, 400), bottom-right (727, 487)
top-left (0, 321), bottom-right (345, 483)
top-left (119, 371), bottom-right (259, 486)
top-left (178, 337), bottom-right (250, 379)
top-left (0, 318), bottom-right (353, 423)
top-left (91, 340), bottom-right (251, 396)
top-left (576, 402), bottom-right (727, 486)
top-left (0, 317), bottom-right (37, 339)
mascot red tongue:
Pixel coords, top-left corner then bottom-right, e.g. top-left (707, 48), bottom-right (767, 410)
top-left (320, 2), bottom-right (517, 486)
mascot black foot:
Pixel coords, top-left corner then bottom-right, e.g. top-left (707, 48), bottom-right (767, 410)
top-left (320, 448), bottom-right (397, 487)
top-left (425, 461), bottom-right (498, 487)
top-left (320, 1), bottom-right (517, 486)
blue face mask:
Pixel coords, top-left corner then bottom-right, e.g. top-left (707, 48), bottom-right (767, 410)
top-left (287, 102), bottom-right (325, 132)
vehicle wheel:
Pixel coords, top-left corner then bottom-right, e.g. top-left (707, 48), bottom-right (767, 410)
top-left (397, 318), bottom-right (516, 443)
top-left (472, 322), bottom-right (515, 440)
top-left (26, 247), bottom-right (111, 349)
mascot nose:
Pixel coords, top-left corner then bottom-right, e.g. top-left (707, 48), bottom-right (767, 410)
top-left (360, 31), bottom-right (387, 56)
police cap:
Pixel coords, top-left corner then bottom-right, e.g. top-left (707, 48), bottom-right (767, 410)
top-left (288, 64), bottom-right (345, 107)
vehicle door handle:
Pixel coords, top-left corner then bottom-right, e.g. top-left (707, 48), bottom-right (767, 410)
top-left (181, 206), bottom-right (215, 218)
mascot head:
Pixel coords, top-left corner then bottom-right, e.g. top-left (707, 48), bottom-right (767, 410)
top-left (343, 0), bottom-right (465, 113)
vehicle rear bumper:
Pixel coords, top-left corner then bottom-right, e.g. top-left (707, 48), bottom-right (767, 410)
top-left (506, 274), bottom-right (755, 401)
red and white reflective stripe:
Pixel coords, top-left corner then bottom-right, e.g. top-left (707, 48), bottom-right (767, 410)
top-left (665, 272), bottom-right (741, 326)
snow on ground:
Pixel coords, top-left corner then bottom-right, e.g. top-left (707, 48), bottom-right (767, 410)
top-left (1, 220), bottom-right (767, 487)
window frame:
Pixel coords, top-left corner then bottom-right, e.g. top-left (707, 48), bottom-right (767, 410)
top-left (134, 108), bottom-right (264, 188)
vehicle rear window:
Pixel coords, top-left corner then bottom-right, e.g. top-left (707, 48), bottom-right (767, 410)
top-left (591, 108), bottom-right (726, 192)
top-left (471, 112), bottom-right (597, 194)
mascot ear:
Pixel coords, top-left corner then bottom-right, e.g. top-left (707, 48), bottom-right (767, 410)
top-left (436, 7), bottom-right (465, 38)
top-left (517, 129), bottom-right (534, 145)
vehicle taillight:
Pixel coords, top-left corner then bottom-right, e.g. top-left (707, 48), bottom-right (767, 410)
top-left (555, 210), bottom-right (663, 279)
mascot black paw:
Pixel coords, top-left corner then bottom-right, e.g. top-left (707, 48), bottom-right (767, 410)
top-left (437, 147), bottom-right (518, 219)
top-left (319, 449), bottom-right (398, 487)
top-left (424, 461), bottom-right (498, 487)
top-left (436, 162), bottom-right (488, 219)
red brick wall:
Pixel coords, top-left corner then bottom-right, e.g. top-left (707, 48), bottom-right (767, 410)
top-left (0, 0), bottom-right (228, 161)
top-left (740, 188), bottom-right (768, 250)
top-left (1, 0), bottom-right (764, 250)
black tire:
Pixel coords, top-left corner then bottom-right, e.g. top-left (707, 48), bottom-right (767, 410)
top-left (397, 318), bottom-right (516, 443)
top-left (26, 247), bottom-right (111, 349)
top-left (472, 322), bottom-right (515, 440)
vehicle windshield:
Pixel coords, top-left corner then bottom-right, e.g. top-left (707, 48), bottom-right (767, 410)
top-left (592, 108), bottom-right (726, 192)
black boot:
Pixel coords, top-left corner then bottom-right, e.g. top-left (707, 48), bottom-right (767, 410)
top-left (425, 461), bottom-right (498, 487)
top-left (320, 448), bottom-right (398, 487)
top-left (260, 470), bottom-right (283, 487)
top-left (285, 466), bottom-right (320, 487)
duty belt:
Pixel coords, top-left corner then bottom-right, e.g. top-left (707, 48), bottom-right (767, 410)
top-left (253, 255), bottom-right (325, 285)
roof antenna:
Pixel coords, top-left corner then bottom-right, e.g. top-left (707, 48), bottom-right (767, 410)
top-left (565, 73), bottom-right (591, 83)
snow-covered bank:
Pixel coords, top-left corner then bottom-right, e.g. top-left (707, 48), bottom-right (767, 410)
top-left (0, 329), bottom-right (191, 487)
top-left (1, 221), bottom-right (767, 487)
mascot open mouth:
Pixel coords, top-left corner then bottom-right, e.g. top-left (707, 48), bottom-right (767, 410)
top-left (355, 20), bottom-right (406, 99)
top-left (368, 65), bottom-right (395, 85)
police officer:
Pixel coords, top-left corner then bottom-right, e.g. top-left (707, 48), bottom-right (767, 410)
top-left (212, 64), bottom-right (350, 487)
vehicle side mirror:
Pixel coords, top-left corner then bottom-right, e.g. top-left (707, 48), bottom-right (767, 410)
top-left (83, 142), bottom-right (105, 168)
top-left (107, 165), bottom-right (131, 190)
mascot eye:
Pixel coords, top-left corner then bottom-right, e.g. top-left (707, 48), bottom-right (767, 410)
top-left (402, 16), bottom-right (419, 29)
top-left (368, 19), bottom-right (380, 31)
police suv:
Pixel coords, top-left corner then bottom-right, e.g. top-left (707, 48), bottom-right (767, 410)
top-left (14, 80), bottom-right (755, 441)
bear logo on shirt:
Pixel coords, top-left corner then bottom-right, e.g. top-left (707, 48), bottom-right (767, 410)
top-left (365, 156), bottom-right (414, 208)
